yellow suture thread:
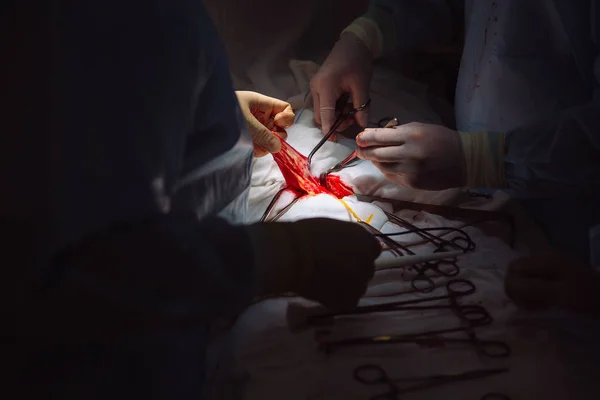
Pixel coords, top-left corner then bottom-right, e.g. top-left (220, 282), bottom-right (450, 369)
top-left (338, 198), bottom-right (362, 222)
top-left (365, 214), bottom-right (374, 224)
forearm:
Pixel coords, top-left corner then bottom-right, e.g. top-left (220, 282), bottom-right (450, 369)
top-left (19, 215), bottom-right (256, 340)
top-left (460, 103), bottom-right (600, 194)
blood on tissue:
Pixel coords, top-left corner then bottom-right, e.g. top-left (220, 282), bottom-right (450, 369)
top-left (272, 136), bottom-right (353, 199)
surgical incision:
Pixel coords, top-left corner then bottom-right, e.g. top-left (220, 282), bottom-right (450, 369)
top-left (272, 135), bottom-right (353, 199)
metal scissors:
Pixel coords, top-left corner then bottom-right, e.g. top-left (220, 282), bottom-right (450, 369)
top-left (353, 364), bottom-right (510, 400)
top-left (306, 279), bottom-right (476, 320)
top-left (301, 279), bottom-right (490, 330)
top-left (322, 326), bottom-right (510, 358)
top-left (306, 93), bottom-right (371, 173)
top-left (411, 252), bottom-right (462, 293)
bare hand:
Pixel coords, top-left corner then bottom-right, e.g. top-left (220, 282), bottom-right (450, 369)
top-left (236, 91), bottom-right (295, 157)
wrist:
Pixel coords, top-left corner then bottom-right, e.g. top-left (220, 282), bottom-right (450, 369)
top-left (340, 17), bottom-right (384, 59)
top-left (459, 131), bottom-right (508, 189)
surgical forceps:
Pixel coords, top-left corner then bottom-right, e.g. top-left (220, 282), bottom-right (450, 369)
top-left (410, 249), bottom-right (462, 293)
top-left (353, 364), bottom-right (510, 400)
top-left (322, 325), bottom-right (510, 358)
top-left (363, 215), bottom-right (467, 293)
top-left (306, 93), bottom-right (371, 174)
top-left (384, 212), bottom-right (475, 253)
top-left (304, 279), bottom-right (489, 326)
top-left (319, 117), bottom-right (399, 187)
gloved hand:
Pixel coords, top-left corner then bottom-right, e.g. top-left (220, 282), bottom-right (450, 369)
top-left (310, 33), bottom-right (373, 139)
top-left (355, 122), bottom-right (466, 190)
top-left (236, 91), bottom-right (296, 157)
top-left (246, 218), bottom-right (381, 311)
top-left (505, 253), bottom-right (600, 316)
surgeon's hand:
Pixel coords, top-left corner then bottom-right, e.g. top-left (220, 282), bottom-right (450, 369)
top-left (355, 122), bottom-right (466, 190)
top-left (310, 33), bottom-right (373, 139)
top-left (236, 91), bottom-right (296, 157)
top-left (247, 218), bottom-right (381, 311)
top-left (505, 253), bottom-right (600, 316)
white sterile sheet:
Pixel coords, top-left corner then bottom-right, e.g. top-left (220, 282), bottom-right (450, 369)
top-left (206, 112), bottom-right (600, 400)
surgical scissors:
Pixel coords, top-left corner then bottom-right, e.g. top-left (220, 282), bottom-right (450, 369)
top-left (304, 279), bottom-right (476, 322)
top-left (384, 212), bottom-right (476, 253)
top-left (305, 303), bottom-right (491, 330)
top-left (411, 250), bottom-right (462, 293)
top-left (321, 325), bottom-right (510, 358)
top-left (319, 117), bottom-right (399, 187)
top-left (306, 93), bottom-right (371, 173)
top-left (353, 364), bottom-right (510, 400)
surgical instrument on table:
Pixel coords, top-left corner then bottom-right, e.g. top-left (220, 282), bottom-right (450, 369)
top-left (287, 279), bottom-right (481, 331)
top-left (384, 212), bottom-right (474, 253)
top-left (353, 364), bottom-right (510, 400)
top-left (357, 193), bottom-right (517, 247)
top-left (319, 117), bottom-right (399, 187)
top-left (374, 250), bottom-right (463, 270)
top-left (361, 221), bottom-right (405, 257)
top-left (306, 94), bottom-right (371, 174)
top-left (287, 300), bottom-right (491, 332)
top-left (320, 326), bottom-right (511, 358)
top-left (411, 255), bottom-right (461, 293)
top-left (371, 219), bottom-right (466, 294)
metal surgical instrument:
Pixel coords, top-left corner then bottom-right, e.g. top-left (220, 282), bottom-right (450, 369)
top-left (321, 326), bottom-right (511, 358)
top-left (306, 94), bottom-right (371, 174)
top-left (319, 117), bottom-right (399, 187)
top-left (287, 279), bottom-right (485, 331)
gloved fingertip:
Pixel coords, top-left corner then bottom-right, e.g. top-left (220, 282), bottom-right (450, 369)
top-left (356, 111), bottom-right (369, 128)
top-left (275, 112), bottom-right (295, 128)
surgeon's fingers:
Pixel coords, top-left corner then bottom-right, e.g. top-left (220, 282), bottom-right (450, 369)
top-left (273, 127), bottom-right (288, 141)
top-left (248, 119), bottom-right (282, 157)
top-left (254, 147), bottom-right (269, 158)
top-left (274, 104), bottom-right (295, 129)
top-left (356, 127), bottom-right (407, 147)
top-left (311, 92), bottom-right (334, 140)
top-left (372, 161), bottom-right (418, 175)
top-left (316, 88), bottom-right (340, 135)
top-left (355, 145), bottom-right (405, 163)
top-left (350, 81), bottom-right (370, 129)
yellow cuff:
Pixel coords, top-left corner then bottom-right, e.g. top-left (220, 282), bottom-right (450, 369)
top-left (459, 131), bottom-right (508, 188)
top-left (341, 17), bottom-right (384, 59)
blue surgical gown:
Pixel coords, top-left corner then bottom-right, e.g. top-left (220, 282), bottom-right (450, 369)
top-left (7, 0), bottom-right (256, 398)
